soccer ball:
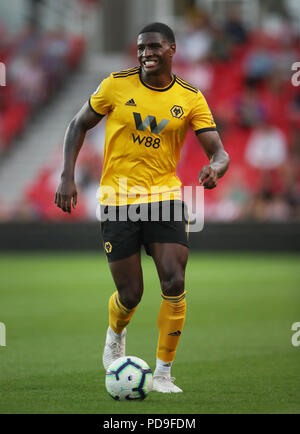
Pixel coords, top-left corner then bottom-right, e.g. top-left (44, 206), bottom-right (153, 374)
top-left (105, 356), bottom-right (153, 400)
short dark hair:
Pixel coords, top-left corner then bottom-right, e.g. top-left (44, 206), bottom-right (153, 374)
top-left (138, 22), bottom-right (175, 44)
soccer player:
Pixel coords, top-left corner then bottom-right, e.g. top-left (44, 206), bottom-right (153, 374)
top-left (55, 22), bottom-right (229, 393)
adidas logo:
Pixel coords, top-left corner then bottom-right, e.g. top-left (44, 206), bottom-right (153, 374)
top-left (125, 98), bottom-right (136, 106)
top-left (168, 330), bottom-right (181, 336)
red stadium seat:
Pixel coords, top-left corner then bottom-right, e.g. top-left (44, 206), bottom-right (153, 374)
top-left (0, 103), bottom-right (31, 150)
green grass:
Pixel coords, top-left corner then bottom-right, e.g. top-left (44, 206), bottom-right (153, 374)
top-left (0, 252), bottom-right (299, 414)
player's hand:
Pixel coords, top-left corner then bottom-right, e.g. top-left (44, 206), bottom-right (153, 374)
top-left (198, 165), bottom-right (218, 189)
top-left (55, 178), bottom-right (77, 214)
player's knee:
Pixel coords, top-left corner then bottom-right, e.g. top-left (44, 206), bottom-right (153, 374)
top-left (161, 274), bottom-right (185, 297)
top-left (118, 286), bottom-right (143, 310)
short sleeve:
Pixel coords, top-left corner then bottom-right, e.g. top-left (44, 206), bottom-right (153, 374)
top-left (89, 75), bottom-right (114, 116)
top-left (189, 91), bottom-right (217, 134)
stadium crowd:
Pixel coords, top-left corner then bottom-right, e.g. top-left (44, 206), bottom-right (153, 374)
top-left (0, 20), bottom-right (85, 151)
top-left (1, 5), bottom-right (300, 222)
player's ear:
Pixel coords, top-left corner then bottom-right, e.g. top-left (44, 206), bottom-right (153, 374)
top-left (169, 43), bottom-right (176, 57)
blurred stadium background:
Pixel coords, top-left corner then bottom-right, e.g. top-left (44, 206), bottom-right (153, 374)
top-left (0, 0), bottom-right (299, 237)
top-left (0, 0), bottom-right (300, 415)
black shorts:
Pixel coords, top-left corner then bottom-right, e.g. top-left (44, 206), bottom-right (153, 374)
top-left (100, 200), bottom-right (189, 262)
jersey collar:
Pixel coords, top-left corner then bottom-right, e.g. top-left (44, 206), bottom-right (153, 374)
top-left (139, 68), bottom-right (176, 92)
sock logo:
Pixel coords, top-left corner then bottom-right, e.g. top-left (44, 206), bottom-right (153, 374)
top-left (168, 330), bottom-right (181, 336)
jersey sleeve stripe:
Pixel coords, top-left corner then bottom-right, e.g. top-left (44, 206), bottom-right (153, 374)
top-left (175, 76), bottom-right (198, 92)
top-left (88, 98), bottom-right (106, 116)
top-left (113, 70), bottom-right (139, 77)
top-left (175, 78), bottom-right (198, 93)
top-left (113, 67), bottom-right (139, 75)
top-left (113, 68), bottom-right (139, 77)
top-left (176, 76), bottom-right (197, 89)
top-left (113, 70), bottom-right (140, 78)
top-left (195, 127), bottom-right (217, 134)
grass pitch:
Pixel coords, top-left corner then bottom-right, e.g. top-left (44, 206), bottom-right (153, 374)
top-left (0, 252), bottom-right (299, 414)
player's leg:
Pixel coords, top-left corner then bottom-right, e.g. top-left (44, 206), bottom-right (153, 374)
top-left (109, 250), bottom-right (144, 327)
top-left (149, 242), bottom-right (188, 393)
top-left (101, 208), bottom-right (144, 369)
top-left (142, 200), bottom-right (189, 391)
top-left (103, 251), bottom-right (144, 370)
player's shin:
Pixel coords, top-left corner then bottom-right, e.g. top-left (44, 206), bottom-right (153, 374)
top-left (155, 291), bottom-right (186, 375)
top-left (108, 291), bottom-right (136, 335)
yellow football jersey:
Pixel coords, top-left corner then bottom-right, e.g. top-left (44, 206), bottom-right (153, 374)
top-left (89, 67), bottom-right (216, 205)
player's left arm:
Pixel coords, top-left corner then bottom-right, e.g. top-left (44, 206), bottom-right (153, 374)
top-left (197, 130), bottom-right (230, 189)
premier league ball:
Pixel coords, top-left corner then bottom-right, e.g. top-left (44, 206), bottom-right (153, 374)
top-left (105, 356), bottom-right (153, 400)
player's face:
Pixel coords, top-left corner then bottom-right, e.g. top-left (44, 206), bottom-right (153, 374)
top-left (137, 32), bottom-right (175, 75)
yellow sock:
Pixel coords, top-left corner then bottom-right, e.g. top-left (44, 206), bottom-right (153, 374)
top-left (108, 291), bottom-right (136, 335)
top-left (156, 291), bottom-right (186, 363)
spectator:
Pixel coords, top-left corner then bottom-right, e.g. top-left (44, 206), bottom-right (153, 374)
top-left (210, 27), bottom-right (232, 62)
top-left (224, 6), bottom-right (248, 45)
top-left (244, 42), bottom-right (275, 88)
top-left (288, 92), bottom-right (300, 127)
top-left (175, 60), bottom-right (213, 93)
top-left (41, 30), bottom-right (69, 90)
top-left (10, 54), bottom-right (47, 105)
top-left (279, 128), bottom-right (300, 218)
top-left (177, 10), bottom-right (212, 63)
top-left (209, 167), bottom-right (250, 221)
top-left (245, 120), bottom-right (287, 170)
top-left (236, 86), bottom-right (267, 128)
top-left (244, 170), bottom-right (291, 221)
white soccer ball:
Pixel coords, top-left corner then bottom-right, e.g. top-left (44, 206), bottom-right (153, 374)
top-left (105, 356), bottom-right (153, 400)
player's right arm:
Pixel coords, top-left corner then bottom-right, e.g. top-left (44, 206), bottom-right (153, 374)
top-left (55, 102), bottom-right (104, 214)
